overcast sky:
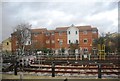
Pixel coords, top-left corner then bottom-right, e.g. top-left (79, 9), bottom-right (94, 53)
top-left (1, 0), bottom-right (119, 42)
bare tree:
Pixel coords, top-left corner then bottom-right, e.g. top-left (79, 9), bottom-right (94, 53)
top-left (14, 23), bottom-right (32, 55)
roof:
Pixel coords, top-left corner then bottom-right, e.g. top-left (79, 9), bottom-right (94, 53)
top-left (11, 25), bottom-right (98, 35)
top-left (46, 30), bottom-right (55, 33)
top-left (55, 25), bottom-right (93, 32)
top-left (56, 27), bottom-right (69, 31)
top-left (2, 37), bottom-right (11, 43)
top-left (31, 28), bottom-right (47, 32)
top-left (76, 26), bottom-right (92, 31)
top-left (92, 27), bottom-right (98, 31)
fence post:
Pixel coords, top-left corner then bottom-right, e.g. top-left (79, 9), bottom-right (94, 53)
top-left (98, 64), bottom-right (102, 78)
top-left (14, 58), bottom-right (18, 75)
top-left (52, 62), bottom-right (55, 77)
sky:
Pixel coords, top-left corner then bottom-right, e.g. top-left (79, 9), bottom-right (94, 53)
top-left (1, 0), bottom-right (119, 43)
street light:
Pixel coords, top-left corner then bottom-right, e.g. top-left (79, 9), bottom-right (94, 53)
top-left (57, 39), bottom-right (63, 55)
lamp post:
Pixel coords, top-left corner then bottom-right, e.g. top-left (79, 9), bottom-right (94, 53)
top-left (57, 39), bottom-right (63, 55)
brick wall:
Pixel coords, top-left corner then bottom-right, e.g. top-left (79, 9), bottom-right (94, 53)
top-left (11, 26), bottom-right (98, 54)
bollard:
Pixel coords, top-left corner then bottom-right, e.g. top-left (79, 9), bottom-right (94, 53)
top-left (98, 64), bottom-right (102, 78)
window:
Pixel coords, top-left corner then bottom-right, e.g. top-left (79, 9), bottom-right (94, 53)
top-left (76, 31), bottom-right (77, 34)
top-left (51, 32), bottom-right (54, 35)
top-left (69, 40), bottom-right (71, 44)
top-left (92, 47), bottom-right (96, 50)
top-left (68, 31), bottom-right (70, 34)
top-left (46, 40), bottom-right (50, 44)
top-left (83, 31), bottom-right (87, 34)
top-left (83, 39), bottom-right (88, 43)
top-left (34, 32), bottom-right (40, 37)
top-left (52, 40), bottom-right (55, 44)
top-left (92, 30), bottom-right (97, 33)
top-left (46, 33), bottom-right (50, 36)
top-left (76, 40), bottom-right (78, 44)
top-left (59, 32), bottom-right (62, 36)
top-left (92, 39), bottom-right (96, 43)
top-left (16, 41), bottom-right (18, 46)
top-left (34, 34), bottom-right (37, 37)
top-left (28, 41), bottom-right (31, 45)
top-left (7, 42), bottom-right (9, 45)
top-left (84, 48), bottom-right (88, 52)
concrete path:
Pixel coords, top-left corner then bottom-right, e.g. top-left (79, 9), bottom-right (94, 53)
top-left (1, 74), bottom-right (120, 81)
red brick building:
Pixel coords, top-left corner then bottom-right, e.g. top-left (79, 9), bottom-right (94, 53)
top-left (11, 25), bottom-right (98, 54)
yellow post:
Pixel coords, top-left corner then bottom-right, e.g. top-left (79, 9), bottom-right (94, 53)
top-left (98, 44), bottom-right (101, 60)
top-left (101, 44), bottom-right (105, 60)
top-left (103, 44), bottom-right (105, 60)
top-left (98, 44), bottom-right (106, 60)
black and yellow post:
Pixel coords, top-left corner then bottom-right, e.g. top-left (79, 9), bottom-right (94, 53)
top-left (98, 44), bottom-right (106, 60)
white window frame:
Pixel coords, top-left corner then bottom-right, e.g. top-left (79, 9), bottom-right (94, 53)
top-left (46, 40), bottom-right (50, 44)
top-left (46, 33), bottom-right (50, 36)
top-left (83, 39), bottom-right (88, 43)
top-left (52, 40), bottom-right (55, 44)
top-left (83, 31), bottom-right (87, 35)
top-left (92, 30), bottom-right (97, 33)
top-left (51, 32), bottom-right (54, 35)
top-left (16, 41), bottom-right (18, 46)
top-left (84, 48), bottom-right (88, 53)
top-left (59, 32), bottom-right (62, 36)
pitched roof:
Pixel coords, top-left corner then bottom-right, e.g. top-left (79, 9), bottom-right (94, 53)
top-left (92, 27), bottom-right (98, 31)
top-left (2, 37), bottom-right (11, 43)
top-left (55, 25), bottom-right (93, 31)
top-left (76, 26), bottom-right (92, 31)
top-left (56, 27), bottom-right (69, 31)
top-left (31, 28), bottom-right (47, 32)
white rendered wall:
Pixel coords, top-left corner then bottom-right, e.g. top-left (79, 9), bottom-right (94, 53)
top-left (67, 26), bottom-right (79, 44)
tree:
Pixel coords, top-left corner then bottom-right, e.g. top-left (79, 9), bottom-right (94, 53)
top-left (14, 23), bottom-right (32, 55)
top-left (113, 34), bottom-right (120, 53)
top-left (104, 33), bottom-right (119, 53)
top-left (61, 47), bottom-right (65, 53)
top-left (69, 43), bottom-right (79, 54)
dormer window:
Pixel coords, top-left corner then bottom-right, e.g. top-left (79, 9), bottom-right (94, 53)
top-left (83, 31), bottom-right (87, 34)
top-left (59, 32), bottom-right (62, 36)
